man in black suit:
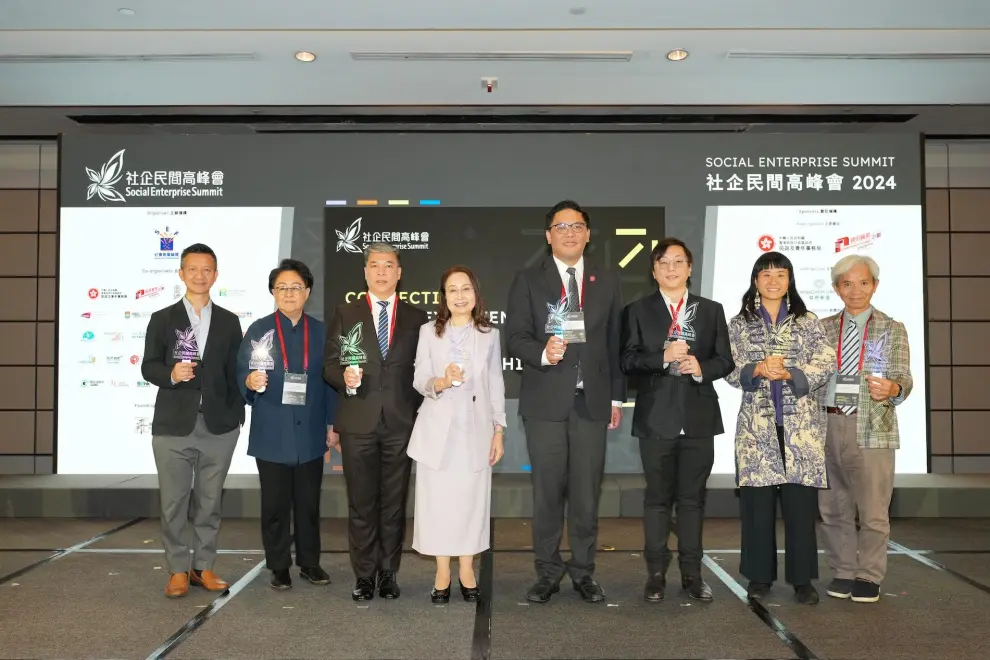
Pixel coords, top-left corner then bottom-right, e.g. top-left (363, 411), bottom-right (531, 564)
top-left (506, 200), bottom-right (626, 604)
top-left (620, 237), bottom-right (733, 603)
top-left (324, 242), bottom-right (428, 601)
top-left (141, 243), bottom-right (245, 599)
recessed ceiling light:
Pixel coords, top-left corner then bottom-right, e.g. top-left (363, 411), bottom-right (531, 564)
top-left (295, 51), bottom-right (317, 62)
top-left (569, 7), bottom-right (586, 14)
top-left (118, 7), bottom-right (135, 15)
top-left (666, 48), bottom-right (689, 62)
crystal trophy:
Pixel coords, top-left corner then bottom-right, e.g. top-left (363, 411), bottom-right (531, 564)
top-left (865, 331), bottom-right (890, 378)
top-left (172, 327), bottom-right (199, 382)
top-left (767, 316), bottom-right (795, 360)
top-left (248, 329), bottom-right (276, 393)
top-left (338, 322), bottom-right (368, 388)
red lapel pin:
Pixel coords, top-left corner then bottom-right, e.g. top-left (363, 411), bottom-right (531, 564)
top-left (589, 276), bottom-right (596, 282)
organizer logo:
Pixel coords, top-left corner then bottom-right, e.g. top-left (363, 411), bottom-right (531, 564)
top-left (336, 217), bottom-right (363, 254)
top-left (86, 149), bottom-right (127, 203)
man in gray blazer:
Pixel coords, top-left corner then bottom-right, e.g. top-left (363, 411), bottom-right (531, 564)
top-left (506, 200), bottom-right (626, 604)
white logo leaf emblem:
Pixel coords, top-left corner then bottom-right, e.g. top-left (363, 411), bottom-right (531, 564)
top-left (251, 329), bottom-right (275, 356)
top-left (85, 149), bottom-right (127, 203)
top-left (336, 217), bottom-right (363, 253)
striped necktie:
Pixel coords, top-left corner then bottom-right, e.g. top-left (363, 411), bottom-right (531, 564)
top-left (566, 267), bottom-right (582, 384)
top-left (839, 316), bottom-right (860, 414)
top-left (377, 300), bottom-right (390, 359)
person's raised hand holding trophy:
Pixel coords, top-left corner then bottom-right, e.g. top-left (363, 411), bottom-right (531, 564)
top-left (864, 330), bottom-right (898, 401)
top-left (763, 316), bottom-right (795, 380)
top-left (339, 321), bottom-right (368, 393)
top-left (172, 327), bottom-right (200, 383)
top-left (247, 329), bottom-right (275, 393)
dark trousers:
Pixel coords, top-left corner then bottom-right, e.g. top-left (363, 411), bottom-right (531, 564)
top-left (639, 434), bottom-right (715, 577)
top-left (523, 391), bottom-right (607, 582)
top-left (739, 425), bottom-right (820, 586)
top-left (339, 416), bottom-right (413, 578)
top-left (256, 456), bottom-right (324, 571)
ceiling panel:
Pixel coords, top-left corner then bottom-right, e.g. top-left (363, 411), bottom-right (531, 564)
top-left (2, 0), bottom-right (989, 30)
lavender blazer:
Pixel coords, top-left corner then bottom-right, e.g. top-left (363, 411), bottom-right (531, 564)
top-left (407, 321), bottom-right (507, 472)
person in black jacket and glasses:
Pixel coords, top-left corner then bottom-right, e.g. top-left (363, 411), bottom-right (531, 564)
top-left (141, 243), bottom-right (245, 599)
top-left (238, 259), bottom-right (339, 590)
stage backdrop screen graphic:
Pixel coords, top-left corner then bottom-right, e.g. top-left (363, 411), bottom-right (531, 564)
top-left (56, 133), bottom-right (926, 475)
top-left (57, 207), bottom-right (291, 474)
top-left (702, 205), bottom-right (927, 474)
top-left (323, 206), bottom-right (667, 400)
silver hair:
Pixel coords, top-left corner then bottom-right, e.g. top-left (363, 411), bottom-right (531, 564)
top-left (831, 254), bottom-right (880, 286)
top-left (363, 242), bottom-right (400, 266)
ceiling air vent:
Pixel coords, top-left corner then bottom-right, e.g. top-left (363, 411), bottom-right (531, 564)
top-left (351, 51), bottom-right (633, 62)
top-left (0, 53), bottom-right (257, 63)
top-left (725, 50), bottom-right (990, 61)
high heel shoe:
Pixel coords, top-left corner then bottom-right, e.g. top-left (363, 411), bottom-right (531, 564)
top-left (431, 584), bottom-right (451, 604)
top-left (459, 579), bottom-right (481, 602)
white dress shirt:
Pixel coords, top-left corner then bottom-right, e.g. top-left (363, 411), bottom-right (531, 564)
top-left (539, 256), bottom-right (621, 408)
top-left (347, 291), bottom-right (397, 395)
top-left (660, 289), bottom-right (702, 384)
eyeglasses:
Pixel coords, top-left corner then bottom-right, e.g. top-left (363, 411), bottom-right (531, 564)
top-left (549, 222), bottom-right (588, 234)
top-left (275, 285), bottom-right (306, 295)
top-left (656, 259), bottom-right (688, 270)
top-left (445, 286), bottom-right (474, 296)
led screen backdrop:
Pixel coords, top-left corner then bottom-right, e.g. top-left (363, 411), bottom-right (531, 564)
top-left (58, 134), bottom-right (926, 475)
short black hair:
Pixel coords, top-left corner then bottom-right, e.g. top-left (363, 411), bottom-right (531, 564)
top-left (545, 200), bottom-right (591, 230)
top-left (268, 258), bottom-right (314, 292)
top-left (180, 243), bottom-right (217, 268)
top-left (651, 237), bottom-right (694, 288)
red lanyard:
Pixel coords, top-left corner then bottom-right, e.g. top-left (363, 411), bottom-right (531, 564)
top-left (667, 295), bottom-right (686, 337)
top-left (837, 313), bottom-right (872, 372)
top-left (560, 278), bottom-right (585, 310)
top-left (366, 294), bottom-right (398, 345)
top-left (274, 313), bottom-right (308, 373)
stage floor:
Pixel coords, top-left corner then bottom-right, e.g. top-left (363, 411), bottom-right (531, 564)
top-left (1, 518), bottom-right (989, 660)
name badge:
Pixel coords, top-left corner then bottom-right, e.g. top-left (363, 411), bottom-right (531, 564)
top-left (559, 311), bottom-right (586, 343)
top-left (834, 374), bottom-right (860, 407)
top-left (283, 372), bottom-right (308, 406)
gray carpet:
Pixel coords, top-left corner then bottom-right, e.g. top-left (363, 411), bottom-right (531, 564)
top-left (0, 553), bottom-right (255, 659)
top-left (0, 550), bottom-right (54, 580)
top-left (491, 552), bottom-right (792, 659)
top-left (0, 517), bottom-right (130, 549)
top-left (720, 554), bottom-right (990, 660)
top-left (173, 553), bottom-right (477, 660)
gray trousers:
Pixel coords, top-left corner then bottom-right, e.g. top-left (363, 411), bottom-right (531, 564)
top-left (818, 411), bottom-right (895, 584)
top-left (152, 414), bottom-right (239, 574)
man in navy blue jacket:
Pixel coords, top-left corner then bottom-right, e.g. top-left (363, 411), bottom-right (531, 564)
top-left (238, 258), bottom-right (339, 590)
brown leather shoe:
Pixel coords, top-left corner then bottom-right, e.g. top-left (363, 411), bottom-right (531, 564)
top-left (190, 569), bottom-right (229, 592)
top-left (165, 572), bottom-right (189, 598)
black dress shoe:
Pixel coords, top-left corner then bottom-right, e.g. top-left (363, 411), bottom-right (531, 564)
top-left (270, 569), bottom-right (292, 590)
top-left (794, 583), bottom-right (819, 605)
top-left (682, 575), bottom-right (713, 602)
top-left (377, 570), bottom-right (401, 599)
top-left (352, 577), bottom-right (375, 601)
top-left (299, 566), bottom-right (331, 585)
top-left (525, 578), bottom-right (560, 603)
top-left (747, 581), bottom-right (771, 600)
top-left (459, 580), bottom-right (481, 602)
top-left (644, 573), bottom-right (666, 603)
top-left (431, 584), bottom-right (451, 604)
top-left (572, 576), bottom-right (606, 603)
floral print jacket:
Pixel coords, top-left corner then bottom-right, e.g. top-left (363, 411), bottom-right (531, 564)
top-left (725, 310), bottom-right (836, 488)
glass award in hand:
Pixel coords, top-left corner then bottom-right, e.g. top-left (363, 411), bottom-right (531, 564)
top-left (339, 322), bottom-right (368, 388)
top-left (865, 331), bottom-right (890, 378)
top-left (172, 327), bottom-right (200, 382)
top-left (248, 329), bottom-right (276, 393)
top-left (767, 316), bottom-right (795, 360)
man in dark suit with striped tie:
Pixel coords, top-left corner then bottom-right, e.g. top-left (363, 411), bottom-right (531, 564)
top-left (324, 242), bottom-right (428, 601)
